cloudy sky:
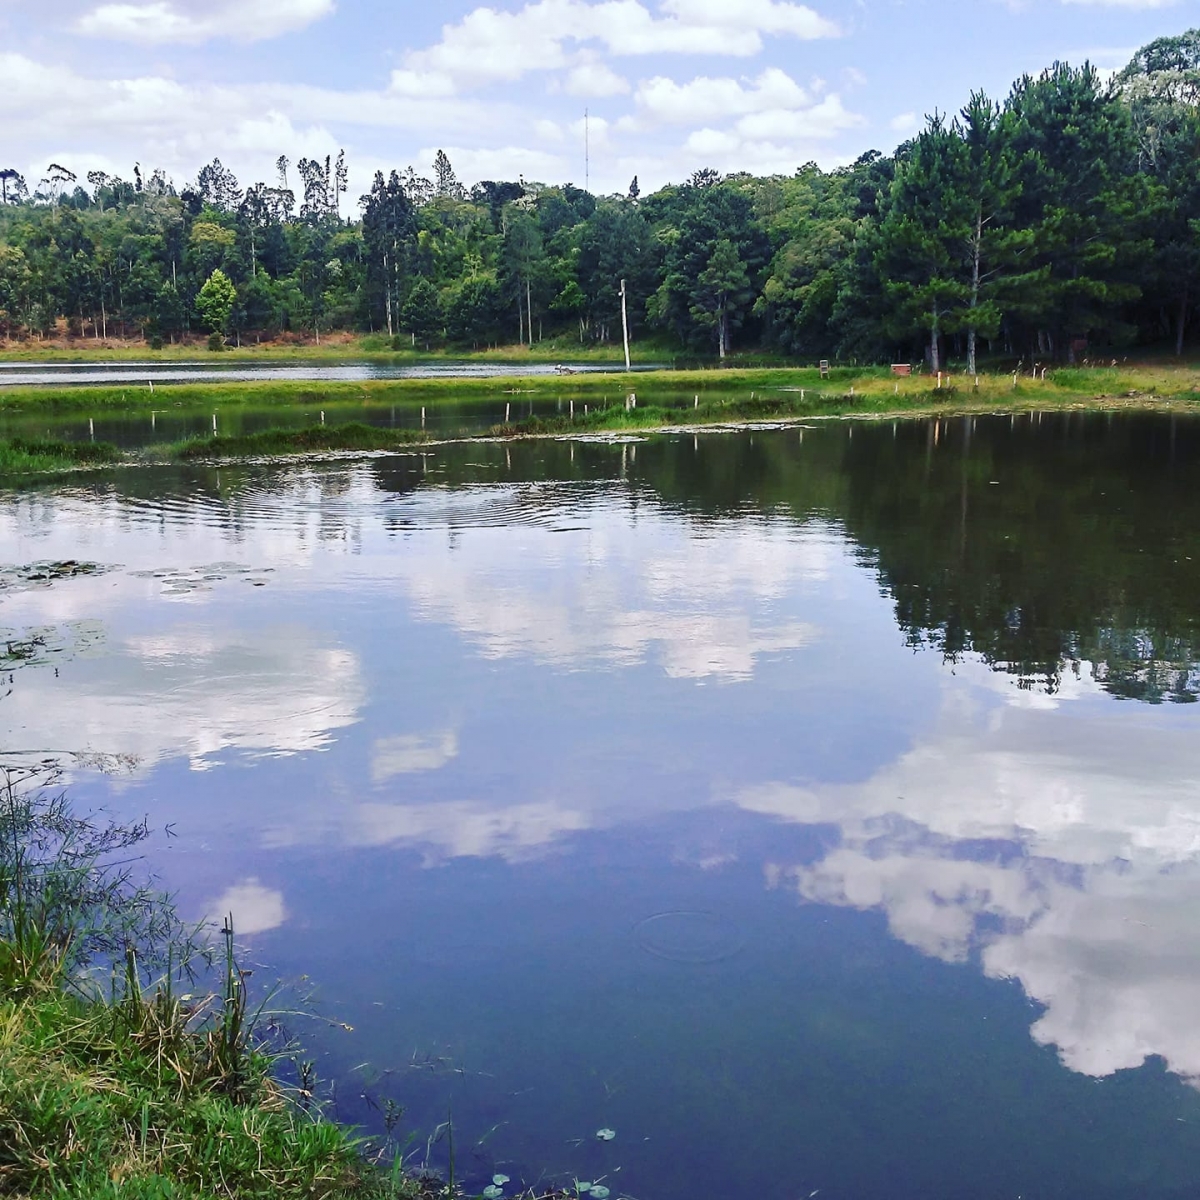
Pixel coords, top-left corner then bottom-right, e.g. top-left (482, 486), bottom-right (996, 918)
top-left (1, 0), bottom-right (1193, 200)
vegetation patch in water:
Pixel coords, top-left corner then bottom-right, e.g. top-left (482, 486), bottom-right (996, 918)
top-left (0, 437), bottom-right (121, 476)
top-left (170, 422), bottom-right (432, 461)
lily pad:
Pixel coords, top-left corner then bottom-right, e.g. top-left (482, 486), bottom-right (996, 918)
top-left (596, 1128), bottom-right (616, 1142)
top-left (591, 1188), bottom-right (611, 1200)
top-left (576, 1185), bottom-right (592, 1195)
top-left (492, 1176), bottom-right (511, 1187)
top-left (483, 1187), bottom-right (504, 1200)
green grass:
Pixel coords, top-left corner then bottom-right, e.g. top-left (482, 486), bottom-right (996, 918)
top-left (0, 366), bottom-right (875, 414)
top-left (0, 437), bottom-right (122, 476)
top-left (167, 423), bottom-right (432, 461)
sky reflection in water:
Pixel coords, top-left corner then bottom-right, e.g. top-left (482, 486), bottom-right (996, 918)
top-left (3, 416), bottom-right (1200, 1199)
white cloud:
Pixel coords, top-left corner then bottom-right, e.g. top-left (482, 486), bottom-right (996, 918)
top-left (565, 60), bottom-right (631, 97)
top-left (205, 879), bottom-right (287, 934)
top-left (889, 110), bottom-right (918, 133)
top-left (371, 731), bottom-right (459, 783)
top-left (633, 67), bottom-right (810, 125)
top-left (76, 0), bottom-right (334, 44)
top-left (399, 0), bottom-right (838, 94)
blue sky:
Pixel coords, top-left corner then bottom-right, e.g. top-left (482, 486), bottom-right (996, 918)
top-left (1, 0), bottom-right (1194, 200)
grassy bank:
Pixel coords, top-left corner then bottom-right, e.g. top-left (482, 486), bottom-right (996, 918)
top-left (0, 366), bottom-right (870, 414)
top-left (3, 361), bottom-right (1200, 419)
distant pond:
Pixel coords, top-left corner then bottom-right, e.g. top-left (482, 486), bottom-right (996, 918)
top-left (3, 412), bottom-right (1200, 1200)
top-left (0, 359), bottom-right (661, 387)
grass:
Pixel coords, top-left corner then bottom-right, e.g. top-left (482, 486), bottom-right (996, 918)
top-left (167, 423), bottom-right (432, 461)
top-left (0, 366), bottom-right (873, 414)
top-left (0, 437), bottom-right (122, 476)
top-left (0, 766), bottom-right (562, 1200)
top-left (0, 333), bottom-right (656, 364)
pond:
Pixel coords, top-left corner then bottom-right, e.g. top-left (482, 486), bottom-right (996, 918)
top-left (0, 359), bottom-right (660, 388)
top-left (3, 412), bottom-right (1200, 1200)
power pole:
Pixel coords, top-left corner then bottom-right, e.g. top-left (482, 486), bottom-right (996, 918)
top-left (585, 108), bottom-right (590, 193)
top-left (620, 278), bottom-right (631, 372)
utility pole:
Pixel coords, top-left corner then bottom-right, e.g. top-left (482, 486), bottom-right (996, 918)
top-left (585, 108), bottom-right (590, 193)
top-left (620, 278), bottom-right (631, 372)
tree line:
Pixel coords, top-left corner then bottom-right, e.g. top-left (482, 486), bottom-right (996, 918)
top-left (1, 32), bottom-right (1197, 365)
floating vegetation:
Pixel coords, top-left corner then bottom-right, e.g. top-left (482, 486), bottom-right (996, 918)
top-left (1, 622), bottom-right (105, 673)
top-left (0, 437), bottom-right (122, 477)
top-left (0, 560), bottom-right (109, 591)
top-left (129, 562), bottom-right (274, 594)
top-left (595, 1128), bottom-right (616, 1142)
top-left (483, 1187), bottom-right (505, 1199)
top-left (634, 911), bottom-right (746, 965)
top-left (169, 421), bottom-right (432, 461)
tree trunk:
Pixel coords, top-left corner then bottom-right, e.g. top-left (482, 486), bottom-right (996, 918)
top-left (1177, 285), bottom-right (1189, 357)
top-left (967, 209), bottom-right (982, 377)
top-left (527, 279), bottom-right (533, 346)
top-left (929, 301), bottom-right (940, 374)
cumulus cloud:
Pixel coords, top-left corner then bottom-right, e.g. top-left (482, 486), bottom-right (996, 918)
top-left (76, 0), bottom-right (334, 44)
top-left (398, 0), bottom-right (838, 93)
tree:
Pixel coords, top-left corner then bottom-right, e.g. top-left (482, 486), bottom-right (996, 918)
top-left (360, 170), bottom-right (416, 336)
top-left (690, 238), bottom-right (752, 358)
top-left (400, 277), bottom-right (441, 347)
top-left (628, 176), bottom-right (640, 201)
top-left (0, 169), bottom-right (28, 205)
top-left (1006, 62), bottom-right (1147, 360)
top-left (195, 158), bottom-right (242, 211)
top-left (433, 151), bottom-right (464, 200)
top-left (196, 268), bottom-right (237, 335)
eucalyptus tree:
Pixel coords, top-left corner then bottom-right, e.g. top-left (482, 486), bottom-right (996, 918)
top-left (360, 169), bottom-right (416, 336)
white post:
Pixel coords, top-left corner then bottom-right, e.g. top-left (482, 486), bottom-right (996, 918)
top-left (620, 279), bottom-right (631, 372)
top-left (505, 402), bottom-right (511, 422)
top-left (212, 414), bottom-right (217, 433)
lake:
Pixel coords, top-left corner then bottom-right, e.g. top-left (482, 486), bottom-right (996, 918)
top-left (3, 411), bottom-right (1200, 1200)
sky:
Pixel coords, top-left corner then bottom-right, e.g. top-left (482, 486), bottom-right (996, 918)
top-left (1, 0), bottom-right (1196, 202)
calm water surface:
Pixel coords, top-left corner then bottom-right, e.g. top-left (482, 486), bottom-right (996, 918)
top-left (0, 359), bottom-right (658, 388)
top-left (3, 413), bottom-right (1200, 1199)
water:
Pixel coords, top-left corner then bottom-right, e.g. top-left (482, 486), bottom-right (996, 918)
top-left (0, 359), bottom-right (660, 388)
top-left (3, 412), bottom-right (1200, 1199)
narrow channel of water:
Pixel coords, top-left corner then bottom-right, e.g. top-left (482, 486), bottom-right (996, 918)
top-left (0, 359), bottom-right (664, 388)
top-left (3, 413), bottom-right (1199, 1200)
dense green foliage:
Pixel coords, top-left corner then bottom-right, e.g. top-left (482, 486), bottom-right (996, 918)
top-left (1, 33), bottom-right (1199, 363)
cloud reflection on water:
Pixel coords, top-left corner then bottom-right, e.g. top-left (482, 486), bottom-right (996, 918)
top-left (748, 659), bottom-right (1200, 1084)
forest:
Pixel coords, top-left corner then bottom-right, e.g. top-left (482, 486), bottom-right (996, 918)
top-left (0, 30), bottom-right (1197, 367)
